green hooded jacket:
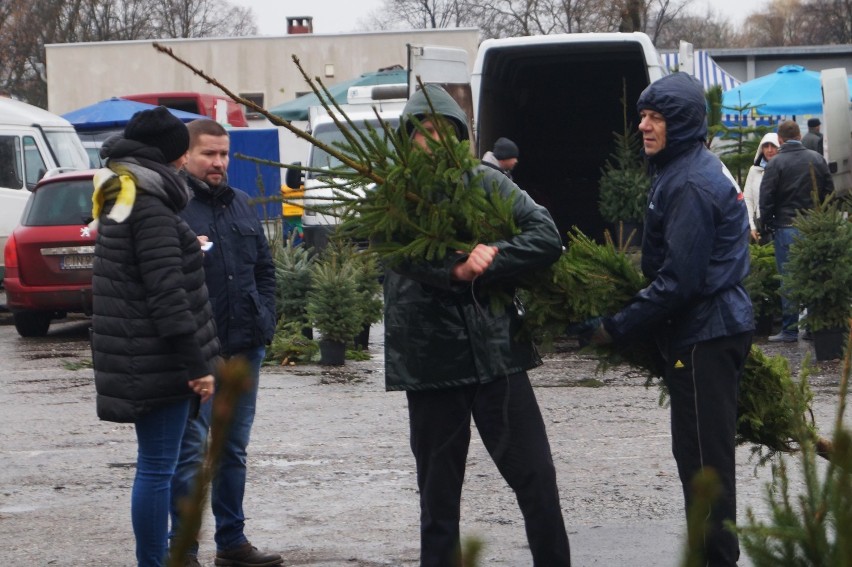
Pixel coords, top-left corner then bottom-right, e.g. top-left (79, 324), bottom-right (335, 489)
top-left (384, 85), bottom-right (563, 391)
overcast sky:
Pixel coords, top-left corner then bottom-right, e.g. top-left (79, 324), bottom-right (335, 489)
top-left (230, 0), bottom-right (768, 36)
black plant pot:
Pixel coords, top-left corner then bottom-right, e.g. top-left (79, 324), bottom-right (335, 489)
top-left (812, 328), bottom-right (847, 361)
top-left (319, 339), bottom-right (346, 366)
top-left (754, 312), bottom-right (775, 337)
top-left (353, 324), bottom-right (370, 350)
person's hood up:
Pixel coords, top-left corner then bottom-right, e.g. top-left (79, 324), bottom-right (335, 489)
top-left (400, 84), bottom-right (469, 142)
top-left (636, 72), bottom-right (707, 165)
top-left (753, 132), bottom-right (780, 166)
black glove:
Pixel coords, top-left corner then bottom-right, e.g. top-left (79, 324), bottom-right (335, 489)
top-left (567, 316), bottom-right (612, 347)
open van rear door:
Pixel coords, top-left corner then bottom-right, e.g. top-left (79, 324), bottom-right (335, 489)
top-left (821, 68), bottom-right (852, 196)
top-left (407, 44), bottom-right (475, 148)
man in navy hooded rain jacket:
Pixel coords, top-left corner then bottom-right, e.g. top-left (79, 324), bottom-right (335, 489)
top-left (589, 73), bottom-right (754, 566)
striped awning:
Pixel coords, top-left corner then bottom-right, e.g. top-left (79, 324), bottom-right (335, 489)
top-left (661, 50), bottom-right (741, 91)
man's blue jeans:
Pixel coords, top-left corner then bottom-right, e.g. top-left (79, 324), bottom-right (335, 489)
top-left (134, 399), bottom-right (192, 566)
top-left (773, 227), bottom-right (799, 335)
top-left (170, 346), bottom-right (264, 553)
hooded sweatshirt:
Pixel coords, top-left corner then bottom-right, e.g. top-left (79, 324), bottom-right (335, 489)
top-left (604, 73), bottom-right (754, 348)
top-left (742, 132), bottom-right (779, 231)
top-left (383, 85), bottom-right (562, 391)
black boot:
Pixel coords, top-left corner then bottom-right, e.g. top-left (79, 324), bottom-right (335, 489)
top-left (214, 542), bottom-right (283, 566)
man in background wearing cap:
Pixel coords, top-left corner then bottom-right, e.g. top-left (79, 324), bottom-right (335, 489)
top-left (91, 106), bottom-right (219, 566)
top-left (802, 117), bottom-right (823, 155)
top-left (170, 119), bottom-right (280, 567)
top-left (481, 136), bottom-right (519, 179)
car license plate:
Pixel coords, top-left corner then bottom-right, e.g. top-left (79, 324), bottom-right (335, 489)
top-left (61, 254), bottom-right (94, 270)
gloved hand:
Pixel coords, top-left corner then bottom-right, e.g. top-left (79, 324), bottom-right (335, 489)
top-left (566, 316), bottom-right (613, 347)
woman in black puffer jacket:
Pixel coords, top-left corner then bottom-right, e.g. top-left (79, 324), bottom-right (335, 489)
top-left (90, 107), bottom-right (219, 567)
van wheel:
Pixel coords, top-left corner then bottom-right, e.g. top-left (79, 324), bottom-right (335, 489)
top-left (13, 311), bottom-right (52, 337)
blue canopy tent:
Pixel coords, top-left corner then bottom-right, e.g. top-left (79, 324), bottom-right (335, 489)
top-left (721, 65), bottom-right (852, 116)
top-left (62, 97), bottom-right (206, 130)
top-left (269, 67), bottom-right (408, 121)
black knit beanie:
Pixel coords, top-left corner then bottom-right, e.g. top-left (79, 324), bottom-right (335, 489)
top-left (493, 137), bottom-right (519, 160)
top-left (124, 106), bottom-right (190, 163)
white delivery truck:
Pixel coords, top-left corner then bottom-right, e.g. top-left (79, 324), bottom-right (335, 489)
top-left (286, 84), bottom-right (408, 250)
top-left (0, 97), bottom-right (89, 276)
top-left (820, 68), bottom-right (852, 197)
top-left (294, 32), bottom-right (666, 247)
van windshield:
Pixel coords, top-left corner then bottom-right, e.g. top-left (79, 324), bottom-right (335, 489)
top-left (308, 118), bottom-right (398, 178)
top-left (44, 130), bottom-right (90, 170)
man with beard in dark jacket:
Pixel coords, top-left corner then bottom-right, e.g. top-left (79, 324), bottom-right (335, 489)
top-left (384, 85), bottom-right (571, 566)
top-left (759, 119), bottom-right (833, 343)
top-left (170, 119), bottom-right (280, 567)
top-left (586, 73), bottom-right (754, 566)
top-left (92, 106), bottom-right (219, 567)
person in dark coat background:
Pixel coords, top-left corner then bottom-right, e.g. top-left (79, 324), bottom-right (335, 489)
top-left (170, 119), bottom-right (280, 567)
top-left (384, 85), bottom-right (571, 566)
top-left (91, 106), bottom-right (219, 567)
top-left (759, 119), bottom-right (833, 342)
top-left (801, 117), bottom-right (823, 155)
top-left (584, 73), bottom-right (754, 566)
top-left (481, 136), bottom-right (520, 179)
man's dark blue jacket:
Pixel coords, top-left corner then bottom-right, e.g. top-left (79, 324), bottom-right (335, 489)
top-left (181, 176), bottom-right (277, 355)
top-left (605, 73), bottom-right (754, 349)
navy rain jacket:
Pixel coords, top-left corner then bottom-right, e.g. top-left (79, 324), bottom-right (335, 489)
top-left (180, 176), bottom-right (277, 355)
top-left (605, 73), bottom-right (754, 349)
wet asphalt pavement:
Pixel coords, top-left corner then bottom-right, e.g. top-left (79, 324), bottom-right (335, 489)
top-left (0, 306), bottom-right (847, 566)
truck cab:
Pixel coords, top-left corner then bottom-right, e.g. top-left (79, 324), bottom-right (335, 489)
top-left (287, 85), bottom-right (407, 250)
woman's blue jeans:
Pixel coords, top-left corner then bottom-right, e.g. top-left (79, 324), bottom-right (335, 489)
top-left (133, 399), bottom-right (191, 566)
top-left (170, 346), bottom-right (263, 553)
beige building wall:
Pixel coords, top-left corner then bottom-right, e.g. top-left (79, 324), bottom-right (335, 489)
top-left (45, 28), bottom-right (481, 116)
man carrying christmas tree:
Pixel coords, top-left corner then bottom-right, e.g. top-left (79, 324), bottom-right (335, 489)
top-left (383, 84), bottom-right (571, 566)
top-left (585, 73), bottom-right (754, 566)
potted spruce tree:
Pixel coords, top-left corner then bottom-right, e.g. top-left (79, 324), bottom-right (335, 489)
top-left (266, 233), bottom-right (318, 365)
top-left (273, 232), bottom-right (315, 336)
top-left (743, 242), bottom-right (781, 336)
top-left (598, 80), bottom-right (650, 248)
top-left (324, 240), bottom-right (384, 350)
top-left (784, 193), bottom-right (852, 360)
top-left (306, 247), bottom-right (364, 365)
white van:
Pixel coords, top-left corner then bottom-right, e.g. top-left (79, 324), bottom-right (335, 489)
top-left (0, 97), bottom-right (89, 275)
top-left (466, 32), bottom-right (666, 240)
top-left (295, 33), bottom-right (666, 247)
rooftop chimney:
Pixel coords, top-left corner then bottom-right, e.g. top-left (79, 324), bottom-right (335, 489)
top-left (287, 17), bottom-right (313, 35)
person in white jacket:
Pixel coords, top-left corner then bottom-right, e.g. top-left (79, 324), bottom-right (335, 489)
top-left (743, 132), bottom-right (779, 242)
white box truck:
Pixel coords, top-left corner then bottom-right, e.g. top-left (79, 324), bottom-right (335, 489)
top-left (294, 32), bottom-right (666, 247)
top-left (0, 97), bottom-right (89, 277)
top-left (286, 85), bottom-right (408, 250)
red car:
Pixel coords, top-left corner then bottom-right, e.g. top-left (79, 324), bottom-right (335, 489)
top-left (3, 169), bottom-right (96, 337)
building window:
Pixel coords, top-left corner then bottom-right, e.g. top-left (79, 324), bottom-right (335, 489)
top-left (240, 92), bottom-right (265, 120)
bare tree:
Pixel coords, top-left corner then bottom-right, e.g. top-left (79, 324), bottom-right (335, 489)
top-left (0, 0), bottom-right (258, 106)
top-left (654, 8), bottom-right (739, 49)
top-left (796, 0), bottom-right (852, 44)
top-left (741, 0), bottom-right (808, 46)
top-left (153, 0), bottom-right (256, 38)
top-left (365, 0), bottom-right (475, 30)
